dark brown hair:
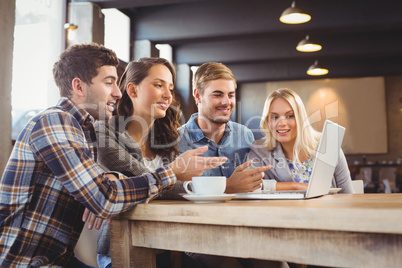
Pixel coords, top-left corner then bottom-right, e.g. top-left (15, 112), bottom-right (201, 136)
top-left (116, 57), bottom-right (181, 160)
top-left (53, 43), bottom-right (119, 98)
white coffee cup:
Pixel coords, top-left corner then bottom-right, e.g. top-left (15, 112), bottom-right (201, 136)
top-left (183, 176), bottom-right (226, 196)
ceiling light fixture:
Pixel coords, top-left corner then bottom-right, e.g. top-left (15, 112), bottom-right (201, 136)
top-left (307, 60), bottom-right (328, 76)
top-left (296, 35), bottom-right (322, 52)
top-left (280, 1), bottom-right (311, 24)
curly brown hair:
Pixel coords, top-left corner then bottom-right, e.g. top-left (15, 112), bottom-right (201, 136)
top-left (116, 57), bottom-right (181, 160)
top-left (53, 43), bottom-right (119, 98)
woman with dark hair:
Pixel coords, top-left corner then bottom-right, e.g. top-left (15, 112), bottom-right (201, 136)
top-left (114, 57), bottom-right (181, 163)
top-left (95, 57), bottom-right (199, 268)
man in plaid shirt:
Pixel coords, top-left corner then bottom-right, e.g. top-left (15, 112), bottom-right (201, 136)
top-left (0, 43), bottom-right (226, 267)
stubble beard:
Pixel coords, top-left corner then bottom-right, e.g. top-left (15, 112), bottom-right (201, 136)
top-left (84, 97), bottom-right (111, 121)
top-left (211, 116), bottom-right (230, 125)
top-left (204, 109), bottom-right (231, 125)
top-left (198, 102), bottom-right (233, 127)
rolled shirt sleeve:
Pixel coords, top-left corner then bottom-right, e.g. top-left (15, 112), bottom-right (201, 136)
top-left (29, 111), bottom-right (176, 218)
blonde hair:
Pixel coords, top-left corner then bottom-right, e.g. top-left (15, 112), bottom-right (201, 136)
top-left (260, 88), bottom-right (321, 163)
top-left (192, 62), bottom-right (236, 104)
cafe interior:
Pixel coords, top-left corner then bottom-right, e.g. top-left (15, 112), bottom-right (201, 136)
top-left (79, 0), bottom-right (402, 194)
top-left (0, 0), bottom-right (401, 266)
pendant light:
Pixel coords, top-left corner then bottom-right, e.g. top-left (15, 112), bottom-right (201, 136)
top-left (280, 1), bottom-right (311, 24)
top-left (307, 60), bottom-right (328, 76)
top-left (296, 35), bottom-right (322, 52)
top-left (64, 23), bottom-right (78, 41)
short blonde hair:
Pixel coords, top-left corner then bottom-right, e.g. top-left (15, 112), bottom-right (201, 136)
top-left (261, 88), bottom-right (321, 162)
top-left (192, 62), bottom-right (236, 104)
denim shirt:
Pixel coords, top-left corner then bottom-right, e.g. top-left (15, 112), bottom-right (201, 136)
top-left (178, 113), bottom-right (255, 178)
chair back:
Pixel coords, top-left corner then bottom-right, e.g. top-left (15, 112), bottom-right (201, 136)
top-left (351, 180), bottom-right (364, 194)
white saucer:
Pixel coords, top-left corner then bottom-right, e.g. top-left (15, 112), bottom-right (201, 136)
top-left (329, 188), bottom-right (342, 194)
top-left (183, 194), bottom-right (236, 203)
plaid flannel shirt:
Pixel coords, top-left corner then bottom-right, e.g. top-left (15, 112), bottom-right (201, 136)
top-left (0, 98), bottom-right (176, 267)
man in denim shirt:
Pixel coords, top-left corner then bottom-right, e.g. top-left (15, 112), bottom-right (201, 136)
top-left (179, 63), bottom-right (284, 267)
top-left (179, 62), bottom-right (272, 194)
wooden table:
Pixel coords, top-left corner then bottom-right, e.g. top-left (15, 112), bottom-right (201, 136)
top-left (110, 194), bottom-right (402, 267)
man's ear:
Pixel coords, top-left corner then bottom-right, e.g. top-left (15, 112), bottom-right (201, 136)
top-left (126, 83), bottom-right (137, 98)
top-left (193, 88), bottom-right (201, 104)
top-left (71, 77), bottom-right (85, 97)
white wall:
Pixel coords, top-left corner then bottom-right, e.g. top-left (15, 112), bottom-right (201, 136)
top-left (240, 77), bottom-right (388, 155)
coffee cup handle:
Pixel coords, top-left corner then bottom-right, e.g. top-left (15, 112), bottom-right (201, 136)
top-left (183, 181), bottom-right (195, 195)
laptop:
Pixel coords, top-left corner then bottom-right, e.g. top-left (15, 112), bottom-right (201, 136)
top-left (234, 119), bottom-right (345, 200)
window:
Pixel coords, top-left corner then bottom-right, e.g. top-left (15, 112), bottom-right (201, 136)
top-left (102, 8), bottom-right (130, 63)
top-left (156, 44), bottom-right (173, 62)
top-left (12, 0), bottom-right (65, 139)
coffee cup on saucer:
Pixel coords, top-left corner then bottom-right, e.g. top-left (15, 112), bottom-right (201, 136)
top-left (183, 176), bottom-right (226, 196)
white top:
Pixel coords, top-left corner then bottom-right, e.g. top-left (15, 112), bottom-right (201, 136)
top-left (143, 155), bottom-right (164, 171)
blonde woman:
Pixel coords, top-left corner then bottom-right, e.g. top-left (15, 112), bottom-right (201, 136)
top-left (247, 88), bottom-right (353, 193)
